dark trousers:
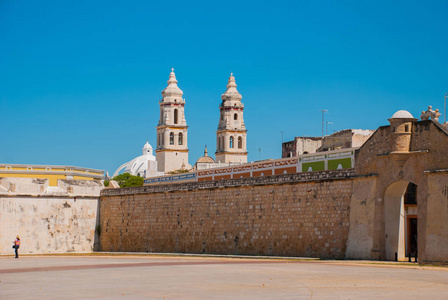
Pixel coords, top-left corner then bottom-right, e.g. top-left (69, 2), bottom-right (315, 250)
top-left (14, 246), bottom-right (19, 258)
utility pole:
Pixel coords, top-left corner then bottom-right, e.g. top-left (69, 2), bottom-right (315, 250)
top-left (320, 109), bottom-right (328, 137)
top-left (280, 131), bottom-right (284, 158)
top-left (445, 92), bottom-right (447, 124)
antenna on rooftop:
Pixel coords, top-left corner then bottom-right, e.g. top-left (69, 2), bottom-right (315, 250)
top-left (444, 92), bottom-right (447, 124)
top-left (281, 131), bottom-right (284, 158)
top-left (325, 122), bottom-right (334, 136)
top-left (320, 109), bottom-right (328, 137)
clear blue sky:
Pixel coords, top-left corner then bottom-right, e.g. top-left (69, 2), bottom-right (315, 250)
top-left (1, 0), bottom-right (447, 174)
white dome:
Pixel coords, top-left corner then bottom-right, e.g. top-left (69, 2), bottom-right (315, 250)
top-left (113, 141), bottom-right (163, 178)
top-left (390, 110), bottom-right (414, 119)
top-left (142, 141), bottom-right (153, 155)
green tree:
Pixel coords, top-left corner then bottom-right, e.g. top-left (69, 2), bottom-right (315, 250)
top-left (112, 173), bottom-right (144, 188)
top-left (166, 168), bottom-right (191, 175)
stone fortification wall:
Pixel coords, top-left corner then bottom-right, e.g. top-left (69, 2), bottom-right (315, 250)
top-left (346, 120), bottom-right (448, 263)
top-left (99, 170), bottom-right (354, 258)
top-left (0, 196), bottom-right (98, 255)
top-left (0, 177), bottom-right (102, 255)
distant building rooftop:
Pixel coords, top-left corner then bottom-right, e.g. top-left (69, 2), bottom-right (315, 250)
top-left (282, 128), bottom-right (374, 158)
top-left (0, 163), bottom-right (105, 186)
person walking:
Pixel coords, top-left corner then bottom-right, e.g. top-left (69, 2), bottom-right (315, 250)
top-left (13, 236), bottom-right (20, 258)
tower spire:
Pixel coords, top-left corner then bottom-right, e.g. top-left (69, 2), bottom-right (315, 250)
top-left (221, 73), bottom-right (242, 102)
top-left (156, 69), bottom-right (190, 173)
top-left (162, 68), bottom-right (183, 98)
top-left (216, 73), bottom-right (248, 164)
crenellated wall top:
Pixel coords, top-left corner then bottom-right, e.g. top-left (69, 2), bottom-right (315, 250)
top-left (101, 169), bottom-right (356, 197)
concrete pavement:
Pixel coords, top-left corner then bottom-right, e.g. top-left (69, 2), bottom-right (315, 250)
top-left (0, 254), bottom-right (447, 299)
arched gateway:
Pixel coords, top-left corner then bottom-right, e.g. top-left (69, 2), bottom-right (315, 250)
top-left (346, 109), bottom-right (448, 263)
top-left (384, 181), bottom-right (417, 261)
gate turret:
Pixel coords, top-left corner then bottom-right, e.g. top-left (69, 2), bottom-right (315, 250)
top-left (388, 110), bottom-right (416, 153)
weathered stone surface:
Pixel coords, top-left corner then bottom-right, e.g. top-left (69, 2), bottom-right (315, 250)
top-left (345, 177), bottom-right (377, 259)
top-left (102, 169), bottom-right (355, 196)
top-left (424, 173), bottom-right (448, 262)
top-left (0, 177), bottom-right (102, 254)
top-left (346, 119), bottom-right (448, 263)
top-left (99, 170), bottom-right (354, 258)
top-left (0, 196), bottom-right (98, 254)
top-left (100, 119), bottom-right (448, 264)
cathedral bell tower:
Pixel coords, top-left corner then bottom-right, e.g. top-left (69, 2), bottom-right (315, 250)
top-left (156, 69), bottom-right (190, 173)
top-left (215, 73), bottom-right (248, 163)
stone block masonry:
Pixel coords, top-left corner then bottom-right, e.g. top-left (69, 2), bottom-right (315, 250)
top-left (0, 196), bottom-right (98, 254)
top-left (100, 170), bottom-right (354, 258)
top-left (0, 177), bottom-right (103, 255)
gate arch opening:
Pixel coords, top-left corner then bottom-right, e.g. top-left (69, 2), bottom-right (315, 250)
top-left (384, 181), bottom-right (418, 261)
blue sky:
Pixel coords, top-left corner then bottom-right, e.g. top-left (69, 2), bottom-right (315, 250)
top-left (1, 0), bottom-right (447, 174)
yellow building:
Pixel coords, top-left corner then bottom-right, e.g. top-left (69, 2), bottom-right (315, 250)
top-left (0, 164), bottom-right (104, 187)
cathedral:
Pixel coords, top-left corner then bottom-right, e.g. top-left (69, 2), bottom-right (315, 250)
top-left (114, 69), bottom-right (248, 177)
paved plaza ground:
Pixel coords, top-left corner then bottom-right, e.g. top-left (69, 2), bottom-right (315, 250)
top-left (0, 254), bottom-right (447, 299)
